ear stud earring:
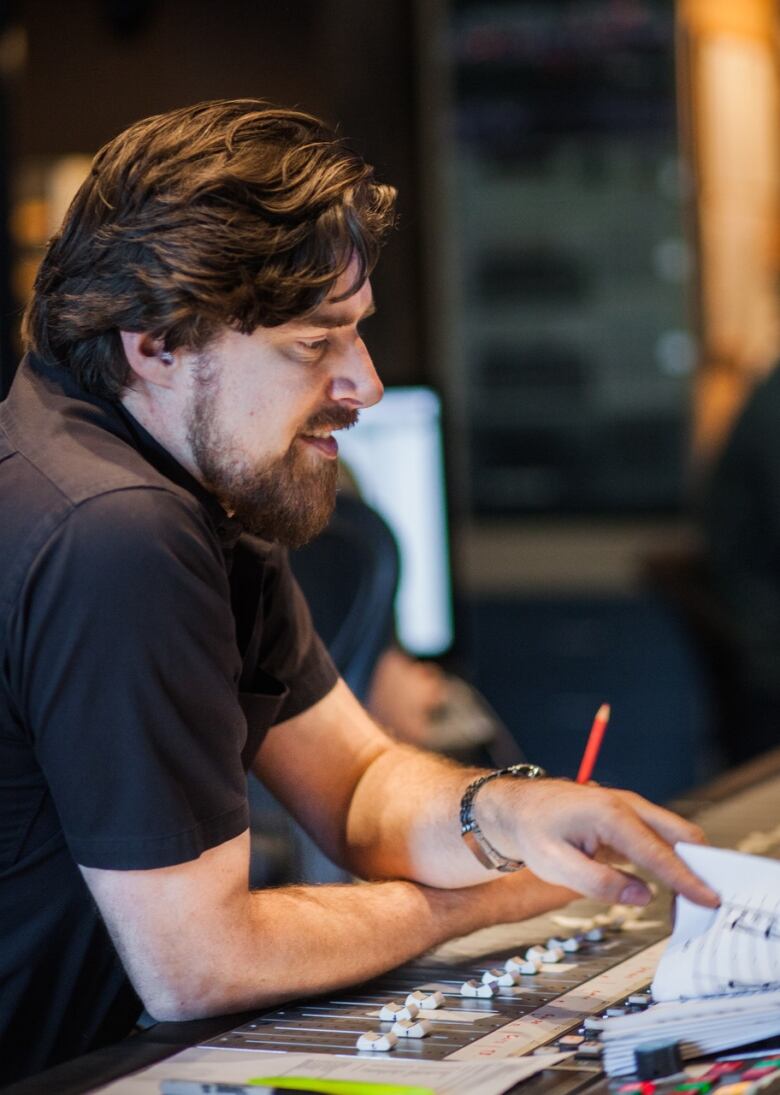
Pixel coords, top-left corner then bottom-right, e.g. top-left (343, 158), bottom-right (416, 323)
top-left (160, 351), bottom-right (174, 365)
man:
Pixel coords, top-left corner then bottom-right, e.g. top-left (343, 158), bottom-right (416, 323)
top-left (0, 99), bottom-right (716, 1083)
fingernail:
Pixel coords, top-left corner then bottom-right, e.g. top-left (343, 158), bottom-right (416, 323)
top-left (620, 881), bottom-right (651, 906)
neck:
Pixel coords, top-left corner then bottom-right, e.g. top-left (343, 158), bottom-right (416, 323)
top-left (120, 387), bottom-right (204, 486)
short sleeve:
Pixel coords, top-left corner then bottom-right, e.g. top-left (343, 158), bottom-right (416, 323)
top-left (233, 536), bottom-right (339, 727)
top-left (7, 487), bottom-right (249, 870)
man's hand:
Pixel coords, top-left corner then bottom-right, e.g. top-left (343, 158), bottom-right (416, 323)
top-left (477, 778), bottom-right (720, 908)
top-left (255, 681), bottom-right (719, 909)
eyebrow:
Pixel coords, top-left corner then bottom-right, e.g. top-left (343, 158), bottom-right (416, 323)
top-left (303, 300), bottom-right (377, 329)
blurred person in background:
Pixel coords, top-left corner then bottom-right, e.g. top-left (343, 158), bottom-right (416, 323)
top-left (699, 361), bottom-right (780, 765)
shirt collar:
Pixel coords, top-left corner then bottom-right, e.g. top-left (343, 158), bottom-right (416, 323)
top-left (114, 403), bottom-right (244, 551)
top-left (27, 353), bottom-right (244, 552)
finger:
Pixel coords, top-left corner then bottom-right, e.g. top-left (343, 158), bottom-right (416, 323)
top-left (525, 840), bottom-right (653, 906)
top-left (593, 844), bottom-right (627, 866)
top-left (600, 809), bottom-right (719, 907)
top-left (613, 790), bottom-right (707, 847)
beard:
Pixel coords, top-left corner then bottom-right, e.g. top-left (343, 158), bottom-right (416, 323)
top-left (186, 370), bottom-right (356, 548)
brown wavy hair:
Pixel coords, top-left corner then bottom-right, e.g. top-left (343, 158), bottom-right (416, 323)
top-left (23, 99), bottom-right (397, 399)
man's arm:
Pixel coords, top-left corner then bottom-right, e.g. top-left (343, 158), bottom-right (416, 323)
top-left (256, 679), bottom-right (719, 907)
top-left (81, 831), bottom-right (574, 1022)
top-left (81, 679), bottom-right (714, 1024)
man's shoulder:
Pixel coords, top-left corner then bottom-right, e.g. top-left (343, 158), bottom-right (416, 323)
top-left (0, 422), bottom-right (218, 617)
top-left (1, 360), bottom-right (207, 521)
top-left (2, 403), bottom-right (177, 505)
top-left (1, 414), bottom-right (206, 530)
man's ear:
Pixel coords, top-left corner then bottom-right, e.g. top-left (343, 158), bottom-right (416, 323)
top-left (119, 331), bottom-right (178, 389)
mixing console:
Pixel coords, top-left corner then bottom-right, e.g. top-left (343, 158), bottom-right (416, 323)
top-left (205, 915), bottom-right (666, 1059)
top-left (203, 757), bottom-right (780, 1073)
top-left (205, 914), bottom-right (666, 1061)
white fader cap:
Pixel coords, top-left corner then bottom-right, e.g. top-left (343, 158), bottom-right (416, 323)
top-left (482, 968), bottom-right (520, 987)
top-left (356, 1031), bottom-right (398, 1051)
top-left (405, 990), bottom-right (445, 1010)
top-left (541, 947), bottom-right (565, 963)
top-left (460, 979), bottom-right (497, 998)
top-left (379, 1001), bottom-right (419, 1021)
top-left (392, 1018), bottom-right (432, 1039)
top-left (505, 954), bottom-right (542, 974)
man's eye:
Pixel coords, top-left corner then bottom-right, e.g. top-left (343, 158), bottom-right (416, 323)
top-left (299, 338), bottom-right (328, 353)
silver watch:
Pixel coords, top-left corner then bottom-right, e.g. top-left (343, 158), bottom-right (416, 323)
top-left (460, 763), bottom-right (547, 872)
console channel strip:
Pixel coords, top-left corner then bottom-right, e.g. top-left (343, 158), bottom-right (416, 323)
top-left (203, 909), bottom-right (667, 1062)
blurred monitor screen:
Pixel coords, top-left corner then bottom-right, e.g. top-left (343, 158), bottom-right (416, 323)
top-left (337, 387), bottom-right (454, 657)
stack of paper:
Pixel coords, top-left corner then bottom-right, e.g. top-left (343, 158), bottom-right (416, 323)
top-left (597, 988), bottom-right (780, 1076)
top-left (594, 843), bottom-right (780, 1077)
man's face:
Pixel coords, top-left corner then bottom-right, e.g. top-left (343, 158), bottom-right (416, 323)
top-left (183, 267), bottom-right (381, 547)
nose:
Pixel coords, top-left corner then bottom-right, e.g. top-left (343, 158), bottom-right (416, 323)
top-left (328, 338), bottom-right (383, 409)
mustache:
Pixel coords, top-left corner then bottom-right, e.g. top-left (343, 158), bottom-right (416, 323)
top-left (301, 406), bottom-right (359, 433)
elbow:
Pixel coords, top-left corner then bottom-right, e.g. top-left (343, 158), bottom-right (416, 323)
top-left (141, 985), bottom-right (216, 1024)
top-left (135, 964), bottom-right (240, 1024)
top-left (134, 950), bottom-right (279, 1024)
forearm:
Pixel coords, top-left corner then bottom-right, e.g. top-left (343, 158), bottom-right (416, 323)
top-left (343, 742), bottom-right (495, 887)
top-left (141, 870), bottom-right (569, 1021)
top-left (255, 684), bottom-right (491, 888)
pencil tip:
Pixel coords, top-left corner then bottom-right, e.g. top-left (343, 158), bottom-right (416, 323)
top-left (598, 703), bottom-right (611, 719)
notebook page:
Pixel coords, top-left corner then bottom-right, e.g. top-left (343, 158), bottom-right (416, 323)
top-left (652, 843), bottom-right (780, 1001)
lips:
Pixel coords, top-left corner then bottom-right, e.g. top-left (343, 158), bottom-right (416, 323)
top-left (297, 407), bottom-right (357, 460)
top-left (300, 434), bottom-right (339, 458)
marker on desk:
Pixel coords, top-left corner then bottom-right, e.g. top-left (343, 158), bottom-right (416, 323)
top-left (576, 703), bottom-right (611, 784)
top-left (160, 1078), bottom-right (436, 1095)
top-left (250, 1080), bottom-right (436, 1095)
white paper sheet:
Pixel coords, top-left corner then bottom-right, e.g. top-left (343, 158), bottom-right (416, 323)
top-left (652, 843), bottom-right (780, 1001)
top-left (96, 1045), bottom-right (569, 1095)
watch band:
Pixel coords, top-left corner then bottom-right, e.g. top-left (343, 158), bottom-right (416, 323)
top-left (460, 763), bottom-right (547, 873)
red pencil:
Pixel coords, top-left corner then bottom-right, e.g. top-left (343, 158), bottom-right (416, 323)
top-left (576, 703), bottom-right (611, 783)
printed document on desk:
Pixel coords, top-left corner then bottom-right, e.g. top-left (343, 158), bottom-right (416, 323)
top-left (95, 1045), bottom-right (570, 1095)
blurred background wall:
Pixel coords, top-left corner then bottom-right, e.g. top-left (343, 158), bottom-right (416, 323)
top-left (0, 0), bottom-right (427, 393)
top-left (2, 0), bottom-right (779, 802)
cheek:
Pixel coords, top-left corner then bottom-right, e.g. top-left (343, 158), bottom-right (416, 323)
top-left (221, 368), bottom-right (327, 453)
top-left (237, 399), bottom-right (305, 459)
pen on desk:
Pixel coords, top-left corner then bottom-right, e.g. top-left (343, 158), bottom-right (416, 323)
top-left (576, 702), bottom-right (611, 784)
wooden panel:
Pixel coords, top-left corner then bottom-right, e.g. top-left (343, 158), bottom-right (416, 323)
top-left (677, 0), bottom-right (780, 465)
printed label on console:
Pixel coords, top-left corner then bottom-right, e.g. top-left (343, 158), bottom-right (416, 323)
top-left (448, 939), bottom-right (668, 1060)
